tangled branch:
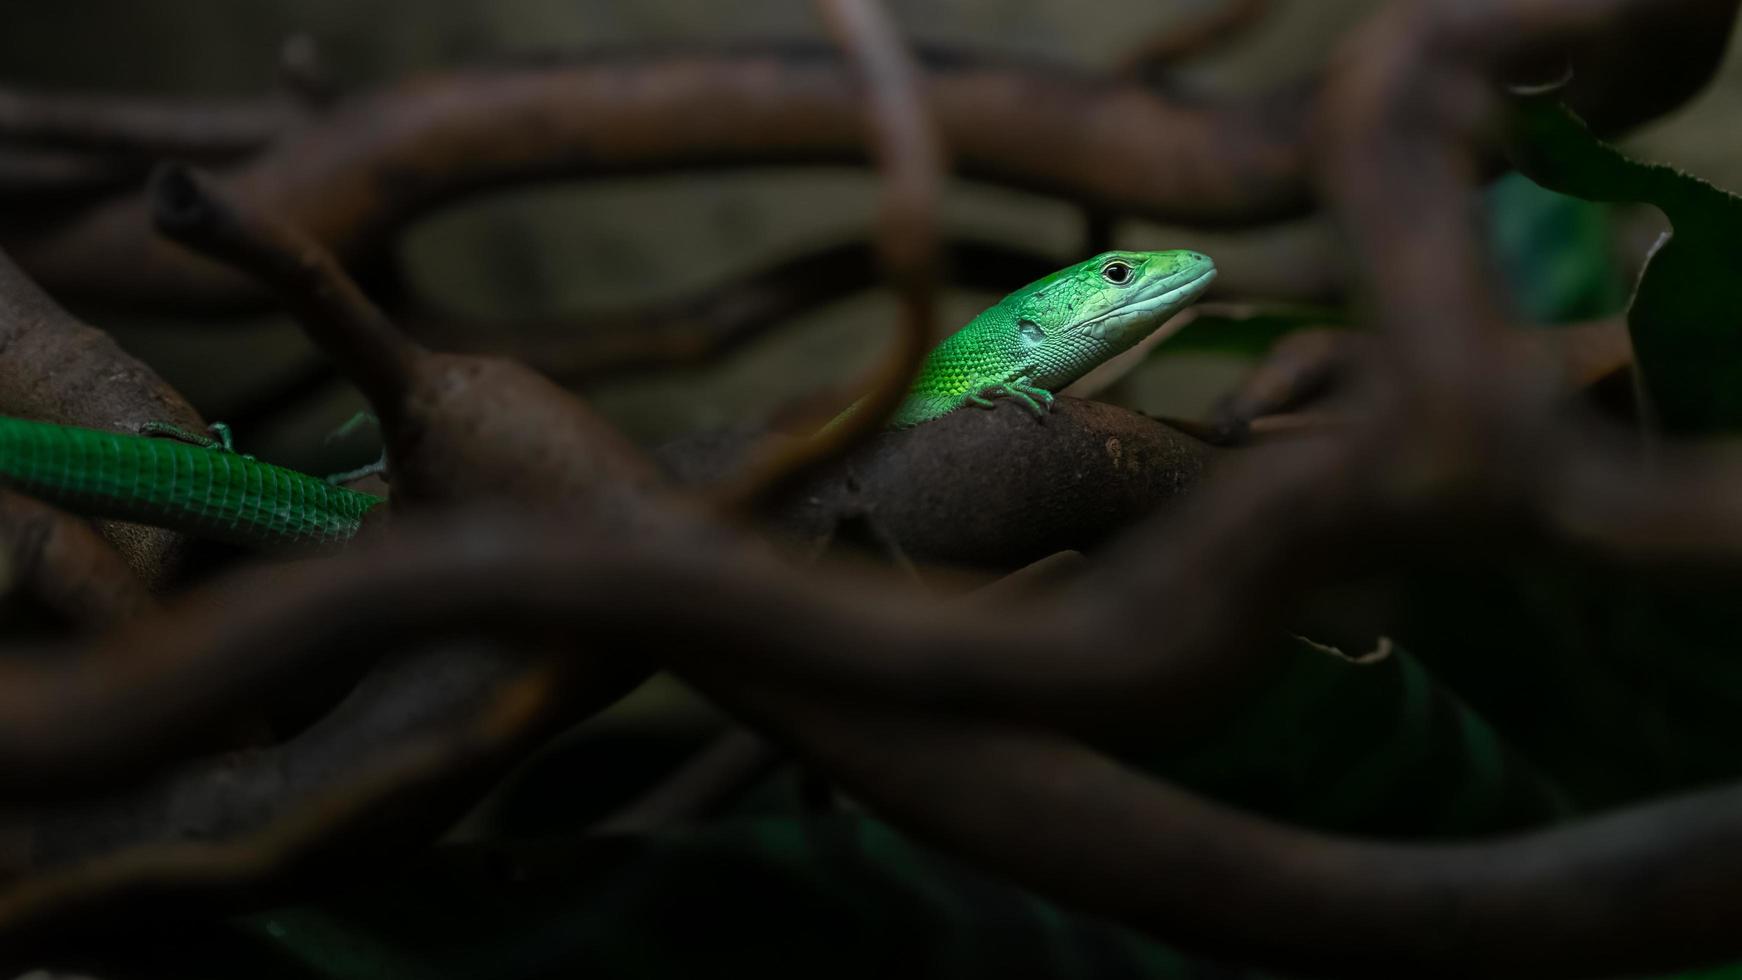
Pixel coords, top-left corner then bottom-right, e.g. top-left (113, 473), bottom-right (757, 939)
top-left (1, 0), bottom-right (1740, 977)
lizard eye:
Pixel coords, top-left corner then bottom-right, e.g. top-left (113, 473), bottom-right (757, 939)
top-left (1017, 318), bottom-right (1046, 342)
top-left (1101, 261), bottom-right (1134, 285)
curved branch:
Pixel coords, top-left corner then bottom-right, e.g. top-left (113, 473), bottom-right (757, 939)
top-left (3, 48), bottom-right (1313, 312)
top-left (145, 163), bottom-right (666, 518)
top-left (0, 246), bottom-right (203, 586)
top-left (1539, 0), bottom-right (1740, 133)
top-left (411, 237), bottom-right (1061, 384)
top-left (716, 0), bottom-right (943, 511)
top-left (6, 469), bottom-right (1742, 970)
top-left (0, 86), bottom-right (295, 159)
top-left (150, 163), bottom-right (423, 414)
top-left (1117, 0), bottom-right (1273, 78)
top-left (0, 149), bottom-right (143, 203)
top-left (2, 21), bottom-right (1725, 315)
top-left (700, 673), bottom-right (1742, 979)
top-left (766, 398), bottom-right (1215, 567)
top-left (0, 659), bottom-right (578, 954)
top-left (0, 492), bottom-right (153, 631)
top-left (0, 409), bottom-right (1314, 799)
top-left (13, 642), bottom-right (647, 877)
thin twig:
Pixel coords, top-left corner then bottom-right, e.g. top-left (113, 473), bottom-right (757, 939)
top-left (409, 237), bottom-right (1059, 384)
top-left (0, 86), bottom-right (293, 159)
top-left (1117, 0), bottom-right (1273, 78)
top-left (149, 164), bottom-right (423, 414)
top-left (713, 0), bottom-right (944, 513)
top-left (146, 162), bottom-right (672, 521)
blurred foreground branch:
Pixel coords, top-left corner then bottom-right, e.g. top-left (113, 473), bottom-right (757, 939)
top-left (0, 0), bottom-right (1741, 976)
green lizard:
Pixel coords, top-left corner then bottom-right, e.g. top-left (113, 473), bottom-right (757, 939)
top-left (0, 416), bottom-right (382, 549)
top-left (0, 249), bottom-right (1212, 550)
top-left (841, 248), bottom-right (1216, 429)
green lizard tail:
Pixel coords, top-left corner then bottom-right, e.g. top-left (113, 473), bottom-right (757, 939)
top-left (0, 415), bottom-right (384, 549)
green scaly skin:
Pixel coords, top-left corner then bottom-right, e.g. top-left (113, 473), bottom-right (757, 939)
top-left (0, 415), bottom-right (383, 549)
top-left (836, 249), bottom-right (1217, 430)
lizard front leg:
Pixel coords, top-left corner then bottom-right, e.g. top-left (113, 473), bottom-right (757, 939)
top-left (138, 420), bottom-right (256, 459)
top-left (965, 377), bottom-right (1055, 420)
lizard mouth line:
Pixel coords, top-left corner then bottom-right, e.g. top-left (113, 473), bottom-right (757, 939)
top-left (1067, 266), bottom-right (1218, 340)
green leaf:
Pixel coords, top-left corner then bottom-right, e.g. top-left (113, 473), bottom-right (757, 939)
top-left (1390, 548), bottom-right (1742, 812)
top-left (1505, 99), bottom-right (1742, 433)
top-left (207, 816), bottom-right (1272, 980)
top-left (1485, 171), bottom-right (1629, 324)
top-left (1141, 635), bottom-right (1573, 836)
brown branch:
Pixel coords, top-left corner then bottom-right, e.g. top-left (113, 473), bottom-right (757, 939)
top-left (5, 0), bottom-right (1714, 787)
top-left (649, 397), bottom-right (1215, 567)
top-left (1208, 326), bottom-right (1354, 443)
top-left (0, 246), bottom-right (201, 431)
top-left (1307, 0), bottom-right (1715, 474)
top-left (0, 86), bottom-right (293, 159)
top-left (767, 398), bottom-right (1215, 568)
top-left (0, 5), bottom-right (1734, 969)
top-left (693, 672), bottom-right (1742, 979)
top-left (409, 237), bottom-right (1061, 383)
top-left (2, 427), bottom-right (1742, 965)
top-left (144, 163), bottom-right (668, 520)
top-left (11, 641), bottom-right (645, 880)
top-left (3, 25), bottom-right (1724, 315)
top-left (1117, 0), bottom-right (1273, 78)
top-left (1528, 316), bottom-right (1634, 389)
top-left (1, 48), bottom-right (1313, 312)
top-left (0, 412), bottom-right (1309, 800)
top-left (1535, 0), bottom-right (1741, 134)
top-left (1207, 318), bottom-right (1633, 444)
top-left (0, 492), bottom-right (153, 631)
top-left (1540, 425), bottom-right (1742, 565)
top-left (0, 658), bottom-right (578, 955)
top-left (0, 149), bottom-right (142, 203)
top-left (150, 163), bottom-right (423, 415)
top-left (0, 246), bottom-right (203, 586)
top-left (715, 0), bottom-right (944, 512)
top-left (9, 429), bottom-right (1742, 963)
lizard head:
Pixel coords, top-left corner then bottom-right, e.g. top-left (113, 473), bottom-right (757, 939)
top-left (1004, 249), bottom-right (1216, 389)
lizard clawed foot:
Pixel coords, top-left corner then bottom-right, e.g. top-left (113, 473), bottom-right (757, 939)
top-left (322, 410), bottom-right (386, 484)
top-left (325, 448), bottom-right (389, 486)
top-left (324, 409), bottom-right (380, 445)
top-left (139, 420), bottom-right (255, 458)
top-left (967, 382), bottom-right (1055, 420)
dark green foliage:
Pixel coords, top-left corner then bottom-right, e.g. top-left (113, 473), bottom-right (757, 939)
top-left (1149, 636), bottom-right (1572, 837)
top-left (1505, 98), bottom-right (1742, 433)
top-left (1485, 172), bottom-right (1630, 325)
top-left (86, 816), bottom-right (1273, 980)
